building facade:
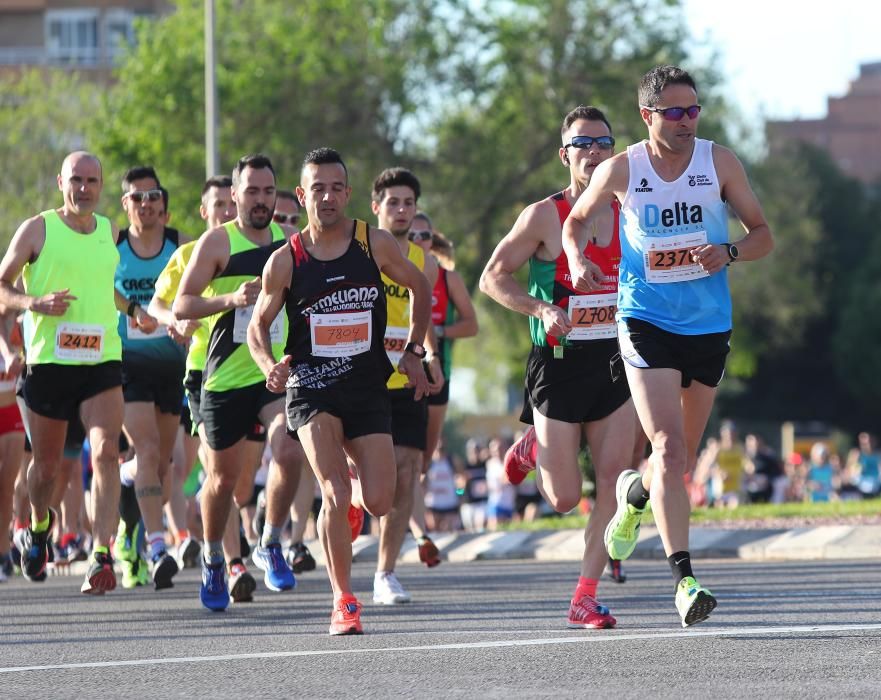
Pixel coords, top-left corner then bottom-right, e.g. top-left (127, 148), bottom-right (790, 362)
top-left (767, 62), bottom-right (881, 185)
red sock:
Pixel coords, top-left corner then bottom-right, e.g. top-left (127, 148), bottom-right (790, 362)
top-left (574, 576), bottom-right (598, 599)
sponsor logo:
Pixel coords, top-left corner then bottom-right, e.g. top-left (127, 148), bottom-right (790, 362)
top-left (326, 275), bottom-right (346, 283)
top-left (302, 286), bottom-right (379, 316)
top-left (122, 278), bottom-right (155, 292)
top-left (635, 177), bottom-right (653, 193)
top-left (688, 174), bottom-right (713, 187)
top-left (384, 282), bottom-right (410, 300)
top-left (643, 202), bottom-right (703, 228)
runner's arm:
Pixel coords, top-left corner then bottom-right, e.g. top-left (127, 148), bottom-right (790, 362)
top-left (443, 269), bottom-right (478, 339)
top-left (562, 157), bottom-right (626, 292)
top-left (480, 201), bottom-right (572, 338)
top-left (0, 217), bottom-right (63, 313)
top-left (717, 146), bottom-right (774, 262)
top-left (248, 245), bottom-right (293, 393)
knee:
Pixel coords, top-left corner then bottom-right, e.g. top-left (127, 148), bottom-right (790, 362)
top-left (651, 432), bottom-right (687, 477)
top-left (320, 476), bottom-right (352, 513)
top-left (210, 467), bottom-right (240, 494)
top-left (363, 489), bottom-right (392, 518)
top-left (593, 468), bottom-right (619, 502)
top-left (546, 492), bottom-right (580, 514)
top-left (90, 436), bottom-right (119, 467)
top-left (30, 458), bottom-right (61, 485)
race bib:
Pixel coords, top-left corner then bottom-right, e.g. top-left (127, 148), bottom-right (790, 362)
top-left (568, 293), bottom-right (617, 341)
top-left (233, 305), bottom-right (284, 344)
top-left (55, 323), bottom-right (104, 362)
top-left (310, 311), bottom-right (372, 358)
top-left (127, 316), bottom-right (167, 341)
top-left (643, 231), bottom-right (710, 284)
top-left (384, 326), bottom-right (409, 365)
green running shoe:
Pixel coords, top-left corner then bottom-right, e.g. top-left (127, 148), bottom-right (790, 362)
top-left (604, 470), bottom-right (645, 560)
top-left (113, 520), bottom-right (142, 564)
top-left (121, 555), bottom-right (149, 588)
top-left (675, 576), bottom-right (717, 627)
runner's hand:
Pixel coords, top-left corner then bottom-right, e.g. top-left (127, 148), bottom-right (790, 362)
top-left (427, 355), bottom-right (444, 394)
top-left (30, 289), bottom-right (76, 316)
top-left (690, 244), bottom-right (728, 274)
top-left (568, 256), bottom-right (605, 293)
top-left (398, 352), bottom-right (430, 400)
top-left (266, 354), bottom-right (291, 393)
top-left (133, 306), bottom-right (158, 333)
top-left (539, 303), bottom-right (572, 338)
top-left (172, 318), bottom-right (200, 338)
top-left (232, 277), bottom-right (261, 307)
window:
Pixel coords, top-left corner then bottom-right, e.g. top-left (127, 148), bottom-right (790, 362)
top-left (104, 9), bottom-right (135, 62)
top-left (45, 10), bottom-right (99, 65)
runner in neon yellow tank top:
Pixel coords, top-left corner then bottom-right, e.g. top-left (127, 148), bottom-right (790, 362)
top-left (369, 167), bottom-right (444, 606)
top-left (174, 154), bottom-right (307, 611)
top-left (0, 151), bottom-right (152, 596)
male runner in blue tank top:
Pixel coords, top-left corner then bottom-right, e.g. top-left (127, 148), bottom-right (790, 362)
top-left (481, 106), bottom-right (635, 629)
top-left (563, 65), bottom-right (774, 626)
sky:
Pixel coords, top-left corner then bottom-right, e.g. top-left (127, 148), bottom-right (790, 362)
top-left (683, 0), bottom-right (881, 123)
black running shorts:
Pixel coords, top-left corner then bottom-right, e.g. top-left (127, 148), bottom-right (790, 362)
top-left (427, 378), bottom-right (450, 407)
top-left (286, 380), bottom-right (392, 441)
top-left (200, 381), bottom-right (281, 451)
top-left (122, 354), bottom-right (185, 415)
top-left (389, 387), bottom-right (428, 450)
top-left (23, 361), bottom-right (122, 422)
top-left (519, 341), bottom-right (630, 425)
top-left (617, 317), bottom-right (731, 388)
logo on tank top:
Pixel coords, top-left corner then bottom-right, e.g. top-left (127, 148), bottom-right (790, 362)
top-left (688, 174), bottom-right (714, 187)
top-left (643, 202), bottom-right (703, 229)
top-left (635, 177), bottom-right (653, 193)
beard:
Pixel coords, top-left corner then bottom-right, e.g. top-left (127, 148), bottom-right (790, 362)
top-left (243, 205), bottom-right (272, 230)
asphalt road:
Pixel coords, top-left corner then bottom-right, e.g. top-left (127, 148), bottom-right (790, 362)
top-left (1, 558), bottom-right (880, 698)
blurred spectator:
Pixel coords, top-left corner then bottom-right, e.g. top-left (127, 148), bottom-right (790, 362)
top-left (515, 471), bottom-right (544, 523)
top-left (806, 442), bottom-right (839, 502)
top-left (716, 420), bottom-right (745, 504)
top-left (424, 440), bottom-right (462, 532)
top-left (459, 439), bottom-right (489, 532)
top-left (785, 452), bottom-right (807, 502)
top-left (742, 434), bottom-right (786, 504)
top-left (851, 432), bottom-right (880, 498)
top-left (692, 437), bottom-right (726, 507)
top-left (485, 437), bottom-right (516, 530)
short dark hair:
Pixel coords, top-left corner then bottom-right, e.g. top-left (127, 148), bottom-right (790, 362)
top-left (301, 147), bottom-right (348, 181)
top-left (201, 175), bottom-right (232, 200)
top-left (561, 106), bottom-right (612, 137)
top-left (276, 189), bottom-right (299, 208)
top-left (371, 167), bottom-right (421, 203)
top-left (232, 154), bottom-right (275, 187)
top-left (638, 65), bottom-right (697, 107)
top-left (159, 185), bottom-right (169, 211)
top-left (121, 165), bottom-right (159, 192)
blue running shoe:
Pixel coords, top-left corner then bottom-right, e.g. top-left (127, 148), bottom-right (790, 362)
top-left (252, 542), bottom-right (296, 592)
top-left (200, 560), bottom-right (230, 611)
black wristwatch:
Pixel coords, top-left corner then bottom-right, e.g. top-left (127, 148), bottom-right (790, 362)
top-left (724, 243), bottom-right (739, 263)
top-left (404, 342), bottom-right (426, 359)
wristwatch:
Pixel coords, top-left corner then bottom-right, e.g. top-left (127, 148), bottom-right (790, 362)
top-left (404, 342), bottom-right (426, 359)
top-left (724, 243), bottom-right (739, 263)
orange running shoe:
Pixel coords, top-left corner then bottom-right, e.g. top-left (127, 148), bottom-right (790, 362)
top-left (567, 594), bottom-right (616, 629)
top-left (503, 426), bottom-right (537, 485)
top-left (417, 535), bottom-right (441, 567)
top-left (348, 504), bottom-right (364, 542)
top-left (329, 596), bottom-right (363, 636)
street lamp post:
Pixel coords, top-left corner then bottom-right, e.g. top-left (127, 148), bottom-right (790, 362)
top-left (204, 0), bottom-right (219, 178)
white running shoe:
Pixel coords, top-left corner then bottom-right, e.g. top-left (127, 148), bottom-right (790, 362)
top-left (373, 571), bottom-right (411, 604)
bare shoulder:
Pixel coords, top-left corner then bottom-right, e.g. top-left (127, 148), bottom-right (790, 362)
top-left (514, 196), bottom-right (561, 240)
top-left (711, 143), bottom-right (744, 173)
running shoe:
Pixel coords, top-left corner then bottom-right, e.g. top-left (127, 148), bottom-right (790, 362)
top-left (286, 542), bottom-right (316, 574)
top-left (0, 554), bottom-right (12, 581)
top-left (417, 535), bottom-right (441, 568)
top-left (604, 469), bottom-right (646, 561)
top-left (675, 576), bottom-right (717, 627)
top-left (121, 555), bottom-right (150, 588)
top-left (329, 596), bottom-right (363, 636)
top-left (607, 557), bottom-right (627, 584)
top-left (252, 542), bottom-right (296, 592)
top-left (567, 594), bottom-right (617, 629)
top-left (373, 571), bottom-right (411, 605)
top-left (348, 504), bottom-right (364, 542)
top-left (81, 551), bottom-right (117, 595)
top-left (229, 562), bottom-right (256, 603)
top-left (151, 551), bottom-right (179, 590)
top-left (503, 426), bottom-right (537, 485)
top-left (113, 519), bottom-right (142, 564)
top-left (67, 537), bottom-right (89, 564)
top-left (200, 560), bottom-right (230, 611)
top-left (14, 508), bottom-right (56, 582)
top-left (177, 537), bottom-right (201, 569)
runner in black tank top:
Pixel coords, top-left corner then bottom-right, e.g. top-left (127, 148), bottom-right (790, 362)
top-left (247, 148), bottom-right (431, 636)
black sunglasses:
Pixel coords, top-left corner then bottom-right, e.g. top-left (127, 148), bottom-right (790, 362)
top-left (273, 213), bottom-right (299, 224)
top-left (408, 230), bottom-right (432, 242)
top-left (642, 104), bottom-right (701, 121)
top-left (127, 189), bottom-right (162, 203)
top-left (564, 135), bottom-right (615, 150)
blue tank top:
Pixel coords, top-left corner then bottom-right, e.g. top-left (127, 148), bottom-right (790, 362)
top-left (115, 227), bottom-right (187, 363)
top-left (618, 139), bottom-right (731, 335)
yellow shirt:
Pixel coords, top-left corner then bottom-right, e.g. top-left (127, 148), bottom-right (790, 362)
top-left (382, 242), bottom-right (424, 390)
top-left (154, 241), bottom-right (208, 372)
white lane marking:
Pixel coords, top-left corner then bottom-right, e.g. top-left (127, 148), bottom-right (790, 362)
top-left (3, 623), bottom-right (881, 674)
